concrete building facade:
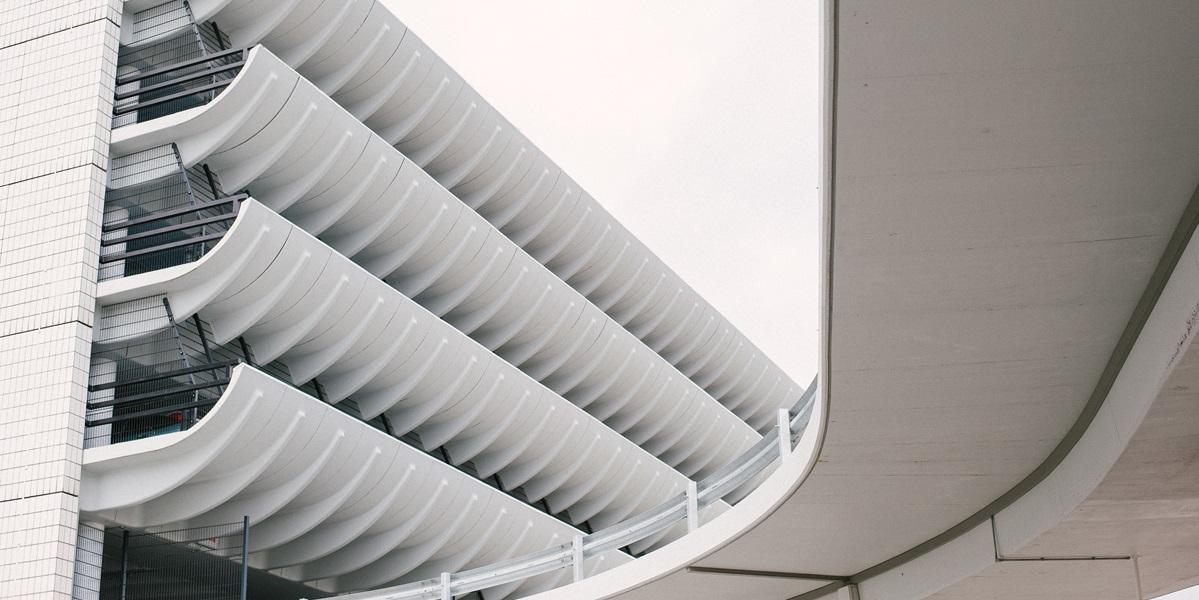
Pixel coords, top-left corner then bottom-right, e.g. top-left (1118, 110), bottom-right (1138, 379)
top-left (0, 2), bottom-right (804, 599)
top-left (7, 2), bottom-right (1195, 600)
top-left (0, 2), bottom-right (120, 598)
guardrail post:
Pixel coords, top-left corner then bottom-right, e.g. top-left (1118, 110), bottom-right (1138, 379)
top-left (119, 529), bottom-right (129, 600)
top-left (686, 480), bottom-right (699, 532)
top-left (240, 516), bottom-right (249, 600)
top-left (572, 534), bottom-right (585, 582)
top-left (440, 572), bottom-right (451, 600)
top-left (778, 408), bottom-right (792, 457)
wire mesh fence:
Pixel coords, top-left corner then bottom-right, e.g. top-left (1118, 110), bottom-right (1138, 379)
top-left (75, 521), bottom-right (248, 600)
top-left (86, 291), bottom-right (330, 449)
top-left (101, 145), bottom-right (236, 282)
top-left (114, 0), bottom-right (239, 128)
top-left (86, 296), bottom-right (247, 448)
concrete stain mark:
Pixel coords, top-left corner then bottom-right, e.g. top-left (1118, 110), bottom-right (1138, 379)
top-left (1167, 299), bottom-right (1199, 370)
top-left (1063, 234), bottom-right (1157, 245)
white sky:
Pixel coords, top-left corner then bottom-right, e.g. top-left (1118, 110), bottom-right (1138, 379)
top-left (1165, 586), bottom-right (1199, 600)
top-left (378, 0), bottom-right (821, 383)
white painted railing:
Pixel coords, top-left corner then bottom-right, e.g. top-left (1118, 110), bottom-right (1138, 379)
top-left (327, 377), bottom-right (818, 600)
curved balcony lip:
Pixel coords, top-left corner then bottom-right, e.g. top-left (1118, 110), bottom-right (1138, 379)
top-left (94, 198), bottom-right (720, 532)
top-left (105, 44), bottom-right (761, 479)
top-left (80, 363), bottom-right (630, 592)
top-left (325, 380), bottom-right (826, 600)
top-left (507, 393), bottom-right (827, 600)
top-left (172, 0), bottom-right (803, 436)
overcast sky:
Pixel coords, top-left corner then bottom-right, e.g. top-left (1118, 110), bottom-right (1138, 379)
top-left (379, 0), bottom-right (821, 383)
top-left (1165, 586), bottom-right (1199, 599)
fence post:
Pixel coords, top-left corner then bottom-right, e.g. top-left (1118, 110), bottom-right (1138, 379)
top-left (240, 516), bottom-right (250, 600)
top-left (778, 408), bottom-right (792, 457)
top-left (441, 572), bottom-right (452, 600)
top-left (572, 534), bottom-right (585, 582)
top-left (686, 480), bottom-right (699, 532)
top-left (119, 529), bottom-right (129, 600)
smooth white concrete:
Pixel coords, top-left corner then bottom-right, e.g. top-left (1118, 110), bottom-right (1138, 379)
top-left (109, 47), bottom-right (765, 479)
top-left (94, 198), bottom-right (728, 533)
top-left (523, 391), bottom-right (827, 600)
top-left (927, 559), bottom-right (1140, 600)
top-left (80, 363), bottom-right (628, 594)
top-left (936, 290), bottom-right (1199, 599)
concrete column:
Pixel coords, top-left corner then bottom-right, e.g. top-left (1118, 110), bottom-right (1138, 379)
top-left (70, 523), bottom-right (105, 600)
top-left (84, 359), bottom-right (115, 449)
top-left (0, 2), bottom-right (121, 598)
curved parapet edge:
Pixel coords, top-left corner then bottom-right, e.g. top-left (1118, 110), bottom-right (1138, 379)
top-left (522, 393), bottom-right (827, 600)
top-left (846, 201), bottom-right (1199, 600)
top-left (110, 45), bottom-right (299, 166)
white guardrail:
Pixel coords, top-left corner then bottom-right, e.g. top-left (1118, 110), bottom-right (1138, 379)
top-left (324, 376), bottom-right (819, 600)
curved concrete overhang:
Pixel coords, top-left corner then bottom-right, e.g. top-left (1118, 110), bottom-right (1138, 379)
top-left (515, 391), bottom-right (831, 600)
top-left (512, 1), bottom-right (1199, 599)
top-left (927, 303), bottom-right (1199, 597)
top-left (109, 47), bottom-right (768, 475)
top-left (136, 0), bottom-right (804, 433)
top-left (95, 198), bottom-right (729, 535)
top-left (80, 363), bottom-right (629, 595)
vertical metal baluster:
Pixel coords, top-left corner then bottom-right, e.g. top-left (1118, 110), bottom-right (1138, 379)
top-left (240, 516), bottom-right (250, 600)
top-left (686, 481), bottom-right (699, 532)
top-left (572, 534), bottom-right (585, 582)
top-left (162, 298), bottom-right (197, 428)
top-left (778, 408), bottom-right (792, 457)
top-left (238, 337), bottom-right (256, 366)
top-left (171, 143), bottom-right (204, 262)
top-left (119, 529), bottom-right (129, 600)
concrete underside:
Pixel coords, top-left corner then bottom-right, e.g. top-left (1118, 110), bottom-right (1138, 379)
top-left (937, 337), bottom-right (1199, 599)
top-left (527, 1), bottom-right (1199, 599)
top-left (696, 0), bottom-right (1199, 576)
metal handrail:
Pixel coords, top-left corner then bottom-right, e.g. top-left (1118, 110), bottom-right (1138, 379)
top-left (329, 376), bottom-right (819, 600)
top-left (87, 359), bottom-right (241, 393)
top-left (85, 359), bottom-right (239, 427)
top-left (100, 195), bottom-right (242, 265)
top-left (113, 47), bottom-right (248, 122)
top-left (116, 46), bottom-right (246, 86)
top-left (114, 59), bottom-right (245, 101)
top-left (103, 193), bottom-right (246, 232)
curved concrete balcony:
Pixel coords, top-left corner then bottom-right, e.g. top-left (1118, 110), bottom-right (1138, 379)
top-left (80, 363), bottom-right (629, 594)
top-left (108, 45), bottom-right (762, 478)
top-left (171, 0), bottom-right (802, 432)
top-left (96, 197), bottom-right (738, 534)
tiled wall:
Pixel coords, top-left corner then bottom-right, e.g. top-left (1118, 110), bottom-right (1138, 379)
top-left (0, 1), bottom-right (121, 598)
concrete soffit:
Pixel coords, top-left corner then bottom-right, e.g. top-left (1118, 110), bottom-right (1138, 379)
top-left (795, 2), bottom-right (1199, 598)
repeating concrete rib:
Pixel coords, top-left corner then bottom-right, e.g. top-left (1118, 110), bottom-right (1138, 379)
top-left (180, 0), bottom-right (802, 432)
top-left (97, 198), bottom-right (736, 535)
top-left (80, 364), bottom-right (628, 594)
top-left (109, 44), bottom-right (761, 478)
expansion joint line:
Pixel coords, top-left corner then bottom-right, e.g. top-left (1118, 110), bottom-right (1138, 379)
top-left (988, 516), bottom-right (1130, 563)
top-left (685, 567), bottom-right (847, 582)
